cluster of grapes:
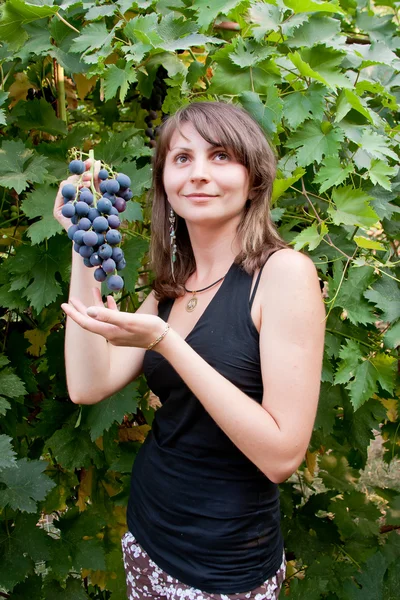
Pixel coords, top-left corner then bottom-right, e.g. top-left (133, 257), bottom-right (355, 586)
top-left (141, 66), bottom-right (167, 146)
top-left (62, 158), bottom-right (133, 292)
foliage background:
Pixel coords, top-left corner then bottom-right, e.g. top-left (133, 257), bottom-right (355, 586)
top-left (0, 0), bottom-right (399, 598)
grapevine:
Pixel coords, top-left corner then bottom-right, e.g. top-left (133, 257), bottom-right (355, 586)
top-left (61, 149), bottom-right (132, 292)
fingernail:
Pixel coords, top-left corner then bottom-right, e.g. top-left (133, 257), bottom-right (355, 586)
top-left (87, 307), bottom-right (98, 318)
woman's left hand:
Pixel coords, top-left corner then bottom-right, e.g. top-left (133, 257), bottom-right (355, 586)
top-left (61, 295), bottom-right (167, 349)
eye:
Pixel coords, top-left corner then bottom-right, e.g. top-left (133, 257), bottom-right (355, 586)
top-left (174, 154), bottom-right (189, 164)
top-left (214, 151), bottom-right (230, 161)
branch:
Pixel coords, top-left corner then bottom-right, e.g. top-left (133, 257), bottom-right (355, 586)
top-left (380, 524), bottom-right (400, 534)
top-left (213, 21), bottom-right (241, 31)
top-left (56, 12), bottom-right (80, 34)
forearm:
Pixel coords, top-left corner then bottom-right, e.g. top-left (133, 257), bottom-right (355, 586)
top-left (65, 249), bottom-right (110, 404)
top-left (157, 329), bottom-right (298, 483)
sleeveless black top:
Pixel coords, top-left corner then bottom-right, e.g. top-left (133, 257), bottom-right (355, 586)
top-left (127, 260), bottom-right (283, 594)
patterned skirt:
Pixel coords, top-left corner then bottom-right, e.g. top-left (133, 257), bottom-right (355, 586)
top-left (121, 531), bottom-right (286, 600)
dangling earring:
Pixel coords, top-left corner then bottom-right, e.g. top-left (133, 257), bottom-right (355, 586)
top-left (169, 207), bottom-right (177, 281)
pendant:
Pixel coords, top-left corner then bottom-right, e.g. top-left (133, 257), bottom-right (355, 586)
top-left (186, 295), bottom-right (198, 312)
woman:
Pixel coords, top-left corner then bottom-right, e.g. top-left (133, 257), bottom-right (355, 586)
top-left (54, 102), bottom-right (325, 600)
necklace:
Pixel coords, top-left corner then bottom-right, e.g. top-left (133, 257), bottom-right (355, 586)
top-left (184, 275), bottom-right (226, 312)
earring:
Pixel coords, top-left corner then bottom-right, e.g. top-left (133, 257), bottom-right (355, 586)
top-left (169, 207), bottom-right (177, 281)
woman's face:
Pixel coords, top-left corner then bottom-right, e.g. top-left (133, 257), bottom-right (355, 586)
top-left (163, 123), bottom-right (250, 228)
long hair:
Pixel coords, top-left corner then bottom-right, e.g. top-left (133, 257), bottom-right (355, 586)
top-left (149, 101), bottom-right (287, 301)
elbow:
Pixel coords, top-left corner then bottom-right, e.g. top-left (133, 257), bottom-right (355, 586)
top-left (263, 455), bottom-right (306, 485)
top-left (69, 390), bottom-right (105, 405)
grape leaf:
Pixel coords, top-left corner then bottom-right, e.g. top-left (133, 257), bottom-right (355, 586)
top-left (6, 575), bottom-right (44, 600)
top-left (121, 163), bottom-right (151, 200)
top-left (71, 22), bottom-right (115, 54)
top-left (314, 156), bottom-right (354, 193)
top-left (353, 235), bottom-right (385, 251)
top-left (0, 457), bottom-right (56, 512)
top-left (239, 88), bottom-right (283, 136)
top-left (287, 15), bottom-right (341, 48)
top-left (84, 382), bottom-right (139, 441)
top-left (0, 367), bottom-right (27, 398)
top-left (271, 167), bottom-right (305, 203)
top-left (292, 222), bottom-right (328, 251)
top-left (103, 62), bottom-right (138, 104)
top-left (334, 339), bottom-right (363, 385)
top-left (156, 14), bottom-right (223, 51)
top-left (0, 396), bottom-right (11, 416)
top-left (1, 512), bottom-right (52, 565)
top-left (0, 542), bottom-right (32, 591)
top-left (46, 427), bottom-right (103, 470)
top-left (43, 577), bottom-right (90, 600)
top-left (286, 120), bottom-right (344, 166)
top-left (328, 186), bottom-right (379, 228)
top-left (0, 353), bottom-right (10, 367)
top-left (85, 4), bottom-right (117, 20)
top-left (193, 0), bottom-right (243, 29)
top-left (370, 354), bottom-right (397, 395)
top-left (0, 0), bottom-right (58, 49)
top-left (364, 277), bottom-right (400, 323)
top-left (344, 552), bottom-right (387, 600)
top-left (384, 320), bottom-right (400, 349)
top-left (368, 159), bottom-right (397, 191)
top-left (120, 236), bottom-right (149, 294)
top-left (0, 434), bottom-right (17, 470)
top-left (358, 130), bottom-right (398, 162)
top-left (283, 83), bottom-right (326, 130)
top-left (248, 2), bottom-right (281, 41)
top-left (334, 265), bottom-right (376, 326)
top-left (21, 185), bottom-right (63, 244)
top-left (346, 360), bottom-right (379, 410)
top-left (0, 140), bottom-right (50, 194)
top-left (12, 98), bottom-right (68, 136)
top-left (230, 39), bottom-right (273, 69)
top-left (283, 0), bottom-right (343, 13)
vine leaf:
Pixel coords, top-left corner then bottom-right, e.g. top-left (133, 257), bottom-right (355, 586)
top-left (283, 0), bottom-right (344, 14)
top-left (286, 120), bottom-right (344, 166)
top-left (239, 89), bottom-right (283, 136)
top-left (248, 2), bottom-right (281, 41)
top-left (0, 366), bottom-right (27, 398)
top-left (103, 62), bottom-right (138, 104)
top-left (282, 83), bottom-right (325, 130)
top-left (46, 427), bottom-right (103, 470)
top-left (368, 159), bottom-right (397, 191)
top-left (71, 22), bottom-right (115, 54)
top-left (0, 396), bottom-right (11, 416)
top-left (0, 140), bottom-right (50, 194)
top-left (314, 156), bottom-right (353, 193)
top-left (193, 0), bottom-right (243, 30)
top-left (11, 98), bottom-right (67, 136)
top-left (121, 236), bottom-right (149, 294)
top-left (328, 186), bottom-right (379, 227)
top-left (291, 222), bottom-right (328, 251)
top-left (0, 458), bottom-right (56, 513)
top-left (287, 15), bottom-right (341, 48)
top-left (21, 185), bottom-right (63, 245)
top-left (333, 265), bottom-right (376, 326)
top-left (83, 382), bottom-right (139, 441)
top-left (0, 434), bottom-right (17, 470)
top-left (0, 0), bottom-right (58, 49)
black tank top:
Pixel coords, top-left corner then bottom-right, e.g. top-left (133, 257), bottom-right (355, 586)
top-left (127, 259), bottom-right (283, 594)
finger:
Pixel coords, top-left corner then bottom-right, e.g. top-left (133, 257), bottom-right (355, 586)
top-left (107, 295), bottom-right (119, 310)
top-left (62, 303), bottom-right (117, 337)
top-left (86, 305), bottom-right (132, 326)
top-left (92, 288), bottom-right (105, 307)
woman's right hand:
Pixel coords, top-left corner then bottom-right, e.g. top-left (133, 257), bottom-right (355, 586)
top-left (53, 159), bottom-right (101, 232)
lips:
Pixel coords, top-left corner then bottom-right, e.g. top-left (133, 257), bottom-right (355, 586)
top-left (184, 194), bottom-right (217, 198)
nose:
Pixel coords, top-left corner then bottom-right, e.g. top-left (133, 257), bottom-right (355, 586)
top-left (189, 156), bottom-right (211, 183)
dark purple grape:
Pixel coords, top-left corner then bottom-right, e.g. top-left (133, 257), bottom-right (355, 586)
top-left (98, 244), bottom-right (113, 259)
top-left (120, 189), bottom-right (133, 201)
top-left (96, 233), bottom-right (105, 246)
top-left (105, 179), bottom-right (120, 194)
top-left (68, 224), bottom-right (79, 240)
top-left (97, 198), bottom-right (112, 214)
top-left (71, 215), bottom-right (79, 224)
top-left (75, 201), bottom-right (90, 217)
top-left (103, 192), bottom-right (115, 202)
top-left (106, 230), bottom-right (122, 245)
top-left (79, 189), bottom-right (94, 204)
top-left (79, 245), bottom-right (94, 258)
top-left (88, 208), bottom-right (101, 222)
top-left (117, 174), bottom-right (131, 188)
top-left (69, 160), bottom-right (85, 175)
top-left (78, 217), bottom-right (91, 231)
top-left (108, 214), bottom-right (121, 229)
top-left (90, 253), bottom-right (102, 267)
top-left (94, 267), bottom-right (107, 282)
top-left (116, 258), bottom-right (126, 271)
top-left (82, 231), bottom-right (98, 246)
top-left (62, 184), bottom-right (76, 199)
top-left (62, 203), bottom-right (75, 218)
top-left (99, 181), bottom-right (107, 193)
top-left (114, 197), bottom-right (126, 213)
top-left (112, 247), bottom-right (124, 262)
top-left (109, 206), bottom-right (119, 216)
top-left (102, 258), bottom-right (116, 273)
top-left (73, 243), bottom-right (81, 253)
top-left (92, 216), bottom-right (109, 232)
top-left (73, 230), bottom-right (85, 245)
top-left (63, 196), bottom-right (70, 204)
top-left (83, 258), bottom-right (93, 267)
top-left (107, 274), bottom-right (124, 291)
top-left (99, 169), bottom-right (109, 180)
top-left (145, 127), bottom-right (154, 139)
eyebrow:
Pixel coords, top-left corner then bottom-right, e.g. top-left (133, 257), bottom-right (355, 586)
top-left (169, 144), bottom-right (226, 152)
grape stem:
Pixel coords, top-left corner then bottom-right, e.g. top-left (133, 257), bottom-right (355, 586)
top-left (88, 149), bottom-right (98, 206)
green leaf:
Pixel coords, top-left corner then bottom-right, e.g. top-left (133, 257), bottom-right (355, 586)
top-left (156, 14), bottom-right (223, 51)
top-left (334, 339), bottom-right (363, 385)
top-left (384, 320), bottom-right (400, 349)
top-left (0, 367), bottom-right (27, 398)
top-left (286, 120), bottom-right (344, 167)
top-left (282, 84), bottom-right (326, 130)
top-left (335, 89), bottom-right (374, 124)
top-left (43, 577), bottom-right (89, 600)
top-left (368, 160), bottom-right (397, 191)
top-left (85, 4), bottom-right (117, 20)
top-left (120, 162), bottom-right (152, 199)
top-left (344, 552), bottom-right (387, 600)
top-left (347, 360), bottom-right (379, 410)
top-left (47, 426), bottom-right (103, 470)
top-left (370, 354), bottom-right (397, 395)
top-left (248, 2), bottom-right (282, 41)
top-left (0, 457), bottom-right (56, 512)
top-left (0, 0), bottom-right (58, 49)
top-left (0, 396), bottom-right (11, 416)
top-left (0, 140), bottom-right (50, 194)
top-left (193, 0), bottom-right (243, 29)
top-left (12, 98), bottom-right (68, 136)
top-left (328, 186), bottom-right (379, 228)
top-left (103, 62), bottom-right (137, 104)
top-left (334, 265), bottom-right (376, 326)
top-left (353, 235), bottom-right (385, 251)
top-left (0, 434), bottom-right (17, 470)
top-left (21, 185), bottom-right (63, 244)
top-left (283, 0), bottom-right (343, 13)
top-left (230, 38), bottom-right (273, 69)
top-left (271, 167), bottom-right (305, 203)
top-left (314, 156), bottom-right (354, 193)
top-left (319, 452), bottom-right (360, 491)
top-left (121, 236), bottom-right (149, 294)
top-left (239, 88), bottom-right (283, 136)
top-left (71, 22), bottom-right (114, 54)
top-left (123, 201), bottom-right (143, 223)
top-left (287, 14), bottom-right (341, 48)
top-left (84, 383), bottom-right (139, 441)
top-left (291, 222), bottom-right (328, 251)
top-left (358, 130), bottom-right (398, 162)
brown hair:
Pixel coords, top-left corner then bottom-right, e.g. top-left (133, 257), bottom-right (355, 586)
top-left (149, 101), bottom-right (287, 300)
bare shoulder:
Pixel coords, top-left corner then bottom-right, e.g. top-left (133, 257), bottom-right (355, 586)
top-left (265, 248), bottom-right (318, 279)
top-left (136, 290), bottom-right (159, 315)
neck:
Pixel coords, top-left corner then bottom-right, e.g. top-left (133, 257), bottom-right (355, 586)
top-left (185, 219), bottom-right (240, 285)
